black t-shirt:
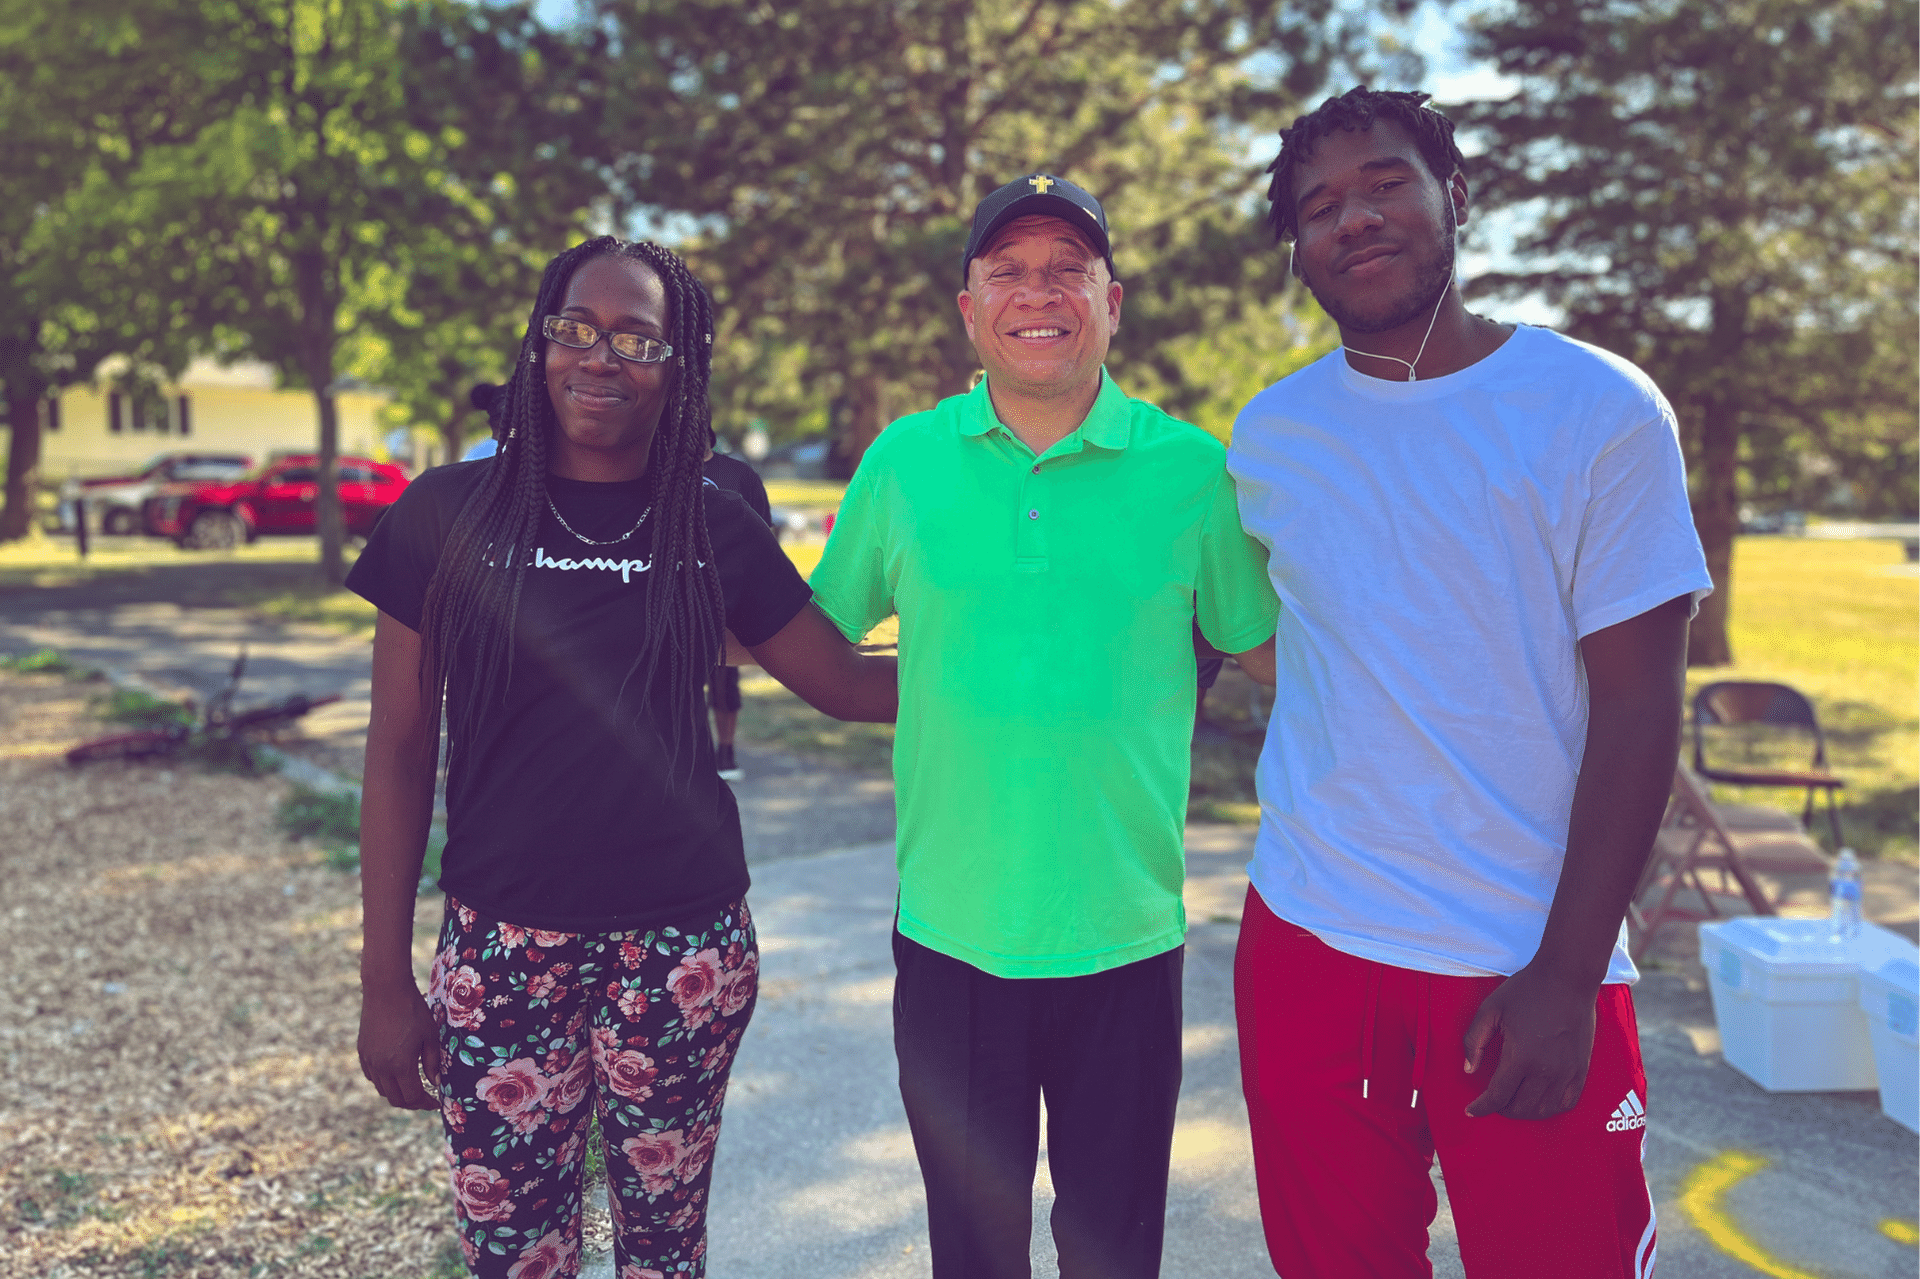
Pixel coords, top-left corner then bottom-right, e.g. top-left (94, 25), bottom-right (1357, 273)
top-left (703, 452), bottom-right (771, 526)
top-left (346, 460), bottom-right (812, 931)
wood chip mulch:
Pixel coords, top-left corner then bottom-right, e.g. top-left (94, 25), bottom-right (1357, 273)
top-left (0, 670), bottom-right (460, 1278)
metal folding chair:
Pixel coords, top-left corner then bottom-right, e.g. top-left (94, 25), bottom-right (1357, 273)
top-left (1628, 765), bottom-right (1834, 959)
top-left (1692, 681), bottom-right (1846, 847)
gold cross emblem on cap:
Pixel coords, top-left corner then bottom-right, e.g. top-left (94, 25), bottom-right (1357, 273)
top-left (1027, 175), bottom-right (1055, 194)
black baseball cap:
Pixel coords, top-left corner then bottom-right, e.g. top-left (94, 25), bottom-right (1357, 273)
top-left (961, 173), bottom-right (1113, 285)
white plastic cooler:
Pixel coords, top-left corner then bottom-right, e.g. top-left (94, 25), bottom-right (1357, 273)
top-left (1698, 918), bottom-right (1916, 1093)
top-left (1857, 955), bottom-right (1919, 1133)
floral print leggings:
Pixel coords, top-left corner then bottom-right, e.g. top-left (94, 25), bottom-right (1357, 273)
top-left (426, 894), bottom-right (758, 1279)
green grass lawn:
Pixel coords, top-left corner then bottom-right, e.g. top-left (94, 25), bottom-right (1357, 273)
top-left (763, 478), bottom-right (847, 513)
top-left (1693, 537), bottom-right (1917, 861)
top-left (0, 533), bottom-right (380, 631)
top-left (0, 531), bottom-right (328, 583)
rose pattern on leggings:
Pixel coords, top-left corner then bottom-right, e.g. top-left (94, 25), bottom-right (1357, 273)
top-left (427, 897), bottom-right (757, 1278)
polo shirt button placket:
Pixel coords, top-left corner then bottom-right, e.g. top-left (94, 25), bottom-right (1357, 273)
top-left (1014, 458), bottom-right (1047, 569)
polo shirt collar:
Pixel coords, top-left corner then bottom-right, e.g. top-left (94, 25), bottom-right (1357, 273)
top-left (961, 368), bottom-right (1133, 452)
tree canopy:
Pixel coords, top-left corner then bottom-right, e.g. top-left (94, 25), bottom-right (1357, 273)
top-left (0, 0), bottom-right (240, 536)
top-left (1456, 0), bottom-right (1918, 663)
top-left (587, 0), bottom-right (1373, 462)
top-left (368, 1), bottom-right (608, 465)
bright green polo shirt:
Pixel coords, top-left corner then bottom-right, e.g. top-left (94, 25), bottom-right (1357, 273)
top-left (811, 371), bottom-right (1278, 978)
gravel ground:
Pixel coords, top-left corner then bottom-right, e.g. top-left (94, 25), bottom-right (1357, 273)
top-left (0, 669), bottom-right (458, 1279)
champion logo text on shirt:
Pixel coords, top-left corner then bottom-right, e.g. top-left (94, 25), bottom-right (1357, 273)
top-left (533, 545), bottom-right (651, 583)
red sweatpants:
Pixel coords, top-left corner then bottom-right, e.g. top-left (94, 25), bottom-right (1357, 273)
top-left (1235, 887), bottom-right (1656, 1278)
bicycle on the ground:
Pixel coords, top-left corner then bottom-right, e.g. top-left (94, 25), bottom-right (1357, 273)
top-left (65, 648), bottom-right (340, 767)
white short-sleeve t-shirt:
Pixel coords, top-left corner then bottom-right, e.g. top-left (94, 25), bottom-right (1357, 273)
top-left (1227, 325), bottom-right (1712, 984)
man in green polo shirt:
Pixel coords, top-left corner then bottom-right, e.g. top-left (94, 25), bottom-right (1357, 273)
top-left (811, 173), bottom-right (1278, 1278)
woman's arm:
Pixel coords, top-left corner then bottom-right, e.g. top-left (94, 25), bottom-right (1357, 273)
top-left (747, 602), bottom-right (898, 723)
top-left (356, 610), bottom-right (444, 1111)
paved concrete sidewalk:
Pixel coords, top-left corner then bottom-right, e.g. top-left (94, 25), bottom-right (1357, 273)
top-left (585, 829), bottom-right (1917, 1279)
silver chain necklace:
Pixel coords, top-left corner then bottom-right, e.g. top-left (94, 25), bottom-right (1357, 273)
top-left (546, 494), bottom-right (652, 546)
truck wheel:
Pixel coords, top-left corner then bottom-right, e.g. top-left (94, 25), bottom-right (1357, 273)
top-left (102, 507), bottom-right (137, 536)
top-left (186, 509), bottom-right (244, 551)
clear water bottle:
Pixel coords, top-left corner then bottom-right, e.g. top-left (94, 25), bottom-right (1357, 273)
top-left (1829, 847), bottom-right (1863, 942)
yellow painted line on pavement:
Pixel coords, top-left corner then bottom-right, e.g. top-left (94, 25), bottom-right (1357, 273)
top-left (1881, 1218), bottom-right (1919, 1246)
top-left (1677, 1151), bottom-right (1822, 1279)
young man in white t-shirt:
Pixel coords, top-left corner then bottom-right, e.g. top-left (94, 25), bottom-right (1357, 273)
top-left (1226, 87), bottom-right (1712, 1279)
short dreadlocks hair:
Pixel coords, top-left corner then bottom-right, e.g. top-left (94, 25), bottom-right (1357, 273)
top-left (421, 237), bottom-right (724, 787)
top-left (1264, 87), bottom-right (1466, 244)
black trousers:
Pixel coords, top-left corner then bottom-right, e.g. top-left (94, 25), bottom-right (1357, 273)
top-left (892, 930), bottom-right (1185, 1279)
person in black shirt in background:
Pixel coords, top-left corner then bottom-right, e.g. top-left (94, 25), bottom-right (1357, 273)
top-left (349, 237), bottom-right (895, 1279)
top-left (702, 442), bottom-right (771, 780)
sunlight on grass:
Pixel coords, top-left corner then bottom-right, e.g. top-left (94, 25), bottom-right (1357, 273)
top-left (0, 534), bottom-right (325, 590)
top-left (784, 543), bottom-right (823, 579)
top-left (233, 579), bottom-right (378, 632)
top-left (764, 478), bottom-right (846, 511)
top-left (1698, 537), bottom-right (1917, 860)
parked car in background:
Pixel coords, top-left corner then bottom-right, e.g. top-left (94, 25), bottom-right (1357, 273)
top-left (77, 452), bottom-right (254, 534)
top-left (758, 437), bottom-right (831, 479)
top-left (144, 455), bottom-right (409, 549)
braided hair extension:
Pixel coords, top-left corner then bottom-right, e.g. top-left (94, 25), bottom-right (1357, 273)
top-left (418, 237), bottom-right (725, 786)
top-left (1264, 88), bottom-right (1466, 244)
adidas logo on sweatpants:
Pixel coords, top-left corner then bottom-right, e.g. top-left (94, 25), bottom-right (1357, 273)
top-left (1606, 1089), bottom-right (1647, 1132)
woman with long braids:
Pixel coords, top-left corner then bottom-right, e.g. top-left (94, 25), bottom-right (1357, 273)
top-left (349, 237), bottom-right (895, 1278)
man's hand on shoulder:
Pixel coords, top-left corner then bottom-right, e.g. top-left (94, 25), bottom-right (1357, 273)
top-left (1461, 962), bottom-right (1598, 1121)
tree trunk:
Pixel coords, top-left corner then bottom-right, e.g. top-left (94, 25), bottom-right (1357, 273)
top-left (0, 394), bottom-right (43, 542)
top-left (830, 373), bottom-right (889, 477)
top-left (290, 245), bottom-right (345, 583)
top-left (315, 385), bottom-right (344, 584)
top-left (1686, 396), bottom-right (1739, 666)
top-left (440, 407), bottom-right (471, 469)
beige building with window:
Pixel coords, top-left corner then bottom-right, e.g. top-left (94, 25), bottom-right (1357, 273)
top-left (30, 358), bottom-right (392, 482)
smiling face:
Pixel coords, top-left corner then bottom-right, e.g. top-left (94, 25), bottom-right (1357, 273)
top-left (1288, 119), bottom-right (1465, 336)
top-left (543, 254), bottom-right (673, 481)
top-left (956, 215), bottom-right (1122, 402)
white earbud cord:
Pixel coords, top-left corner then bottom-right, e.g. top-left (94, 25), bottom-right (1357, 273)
top-left (1343, 269), bottom-right (1453, 382)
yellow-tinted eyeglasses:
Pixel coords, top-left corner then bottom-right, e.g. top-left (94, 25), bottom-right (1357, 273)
top-left (541, 316), bottom-right (674, 364)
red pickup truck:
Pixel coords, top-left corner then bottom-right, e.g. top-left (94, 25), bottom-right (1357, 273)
top-left (145, 454), bottom-right (410, 549)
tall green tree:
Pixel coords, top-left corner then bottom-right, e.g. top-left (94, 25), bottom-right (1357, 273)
top-left (0, 0), bottom-right (233, 538)
top-left (0, 23), bottom-right (71, 539)
top-left (33, 0), bottom-right (497, 582)
top-left (1455, 0), bottom-right (1918, 664)
top-left (589, 0), bottom-right (1385, 467)
top-left (369, 2), bottom-right (609, 466)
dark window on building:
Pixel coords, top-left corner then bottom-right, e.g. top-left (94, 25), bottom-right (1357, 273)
top-left (109, 393), bottom-right (123, 433)
top-left (176, 395), bottom-right (191, 437)
top-left (40, 398), bottom-right (60, 432)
